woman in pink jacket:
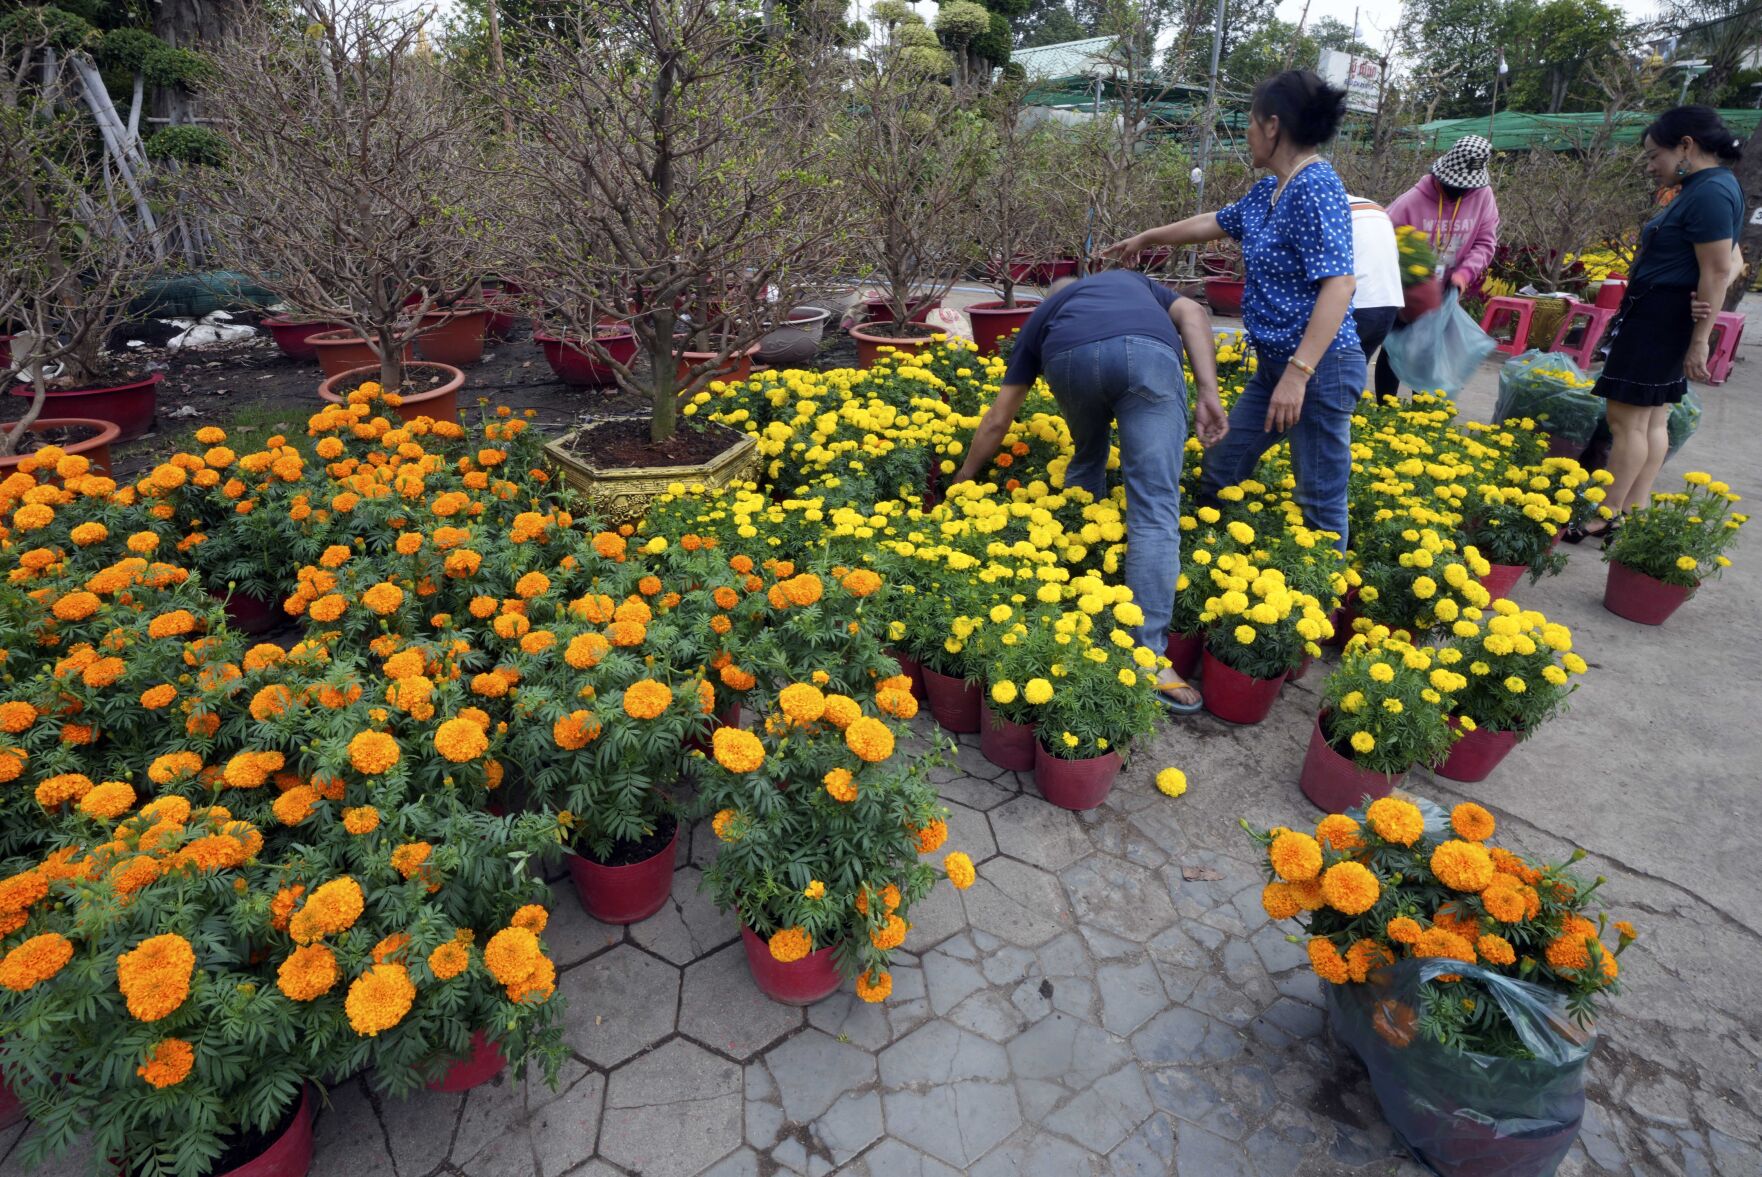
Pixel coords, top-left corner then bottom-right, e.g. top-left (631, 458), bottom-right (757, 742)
top-left (1375, 135), bottom-right (1501, 396)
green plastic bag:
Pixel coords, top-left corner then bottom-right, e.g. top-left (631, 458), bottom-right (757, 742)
top-left (1667, 388), bottom-right (1702, 457)
top-left (1492, 351), bottom-right (1603, 451)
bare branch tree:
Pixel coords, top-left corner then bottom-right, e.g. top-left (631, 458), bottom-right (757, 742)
top-left (970, 80), bottom-right (1067, 308)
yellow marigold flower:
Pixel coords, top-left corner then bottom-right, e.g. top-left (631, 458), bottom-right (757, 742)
top-left (1450, 803), bottom-right (1496, 842)
top-left (778, 683), bottom-right (827, 724)
top-left (711, 809), bottom-right (741, 841)
top-left (428, 940), bottom-right (470, 980)
top-left (277, 944), bottom-right (341, 1001)
top-left (823, 768), bottom-right (857, 803)
top-left (116, 934), bottom-right (195, 1021)
top-left (1350, 731), bottom-right (1376, 754)
top-left (1366, 797), bottom-right (1425, 846)
top-left (869, 913), bottom-right (908, 951)
top-left (1268, 831), bottom-right (1323, 882)
top-left (712, 727), bottom-right (766, 774)
top-left (1307, 938), bottom-right (1350, 984)
top-left (855, 969), bottom-right (893, 1003)
top-left (990, 680), bottom-right (1018, 705)
top-left (345, 964), bottom-right (416, 1036)
top-left (845, 716), bottom-right (895, 763)
top-left (1430, 840), bottom-right (1496, 893)
top-left (0, 932), bottom-right (75, 992)
top-left (943, 851), bottom-right (976, 890)
top-left (768, 926), bottom-right (813, 963)
top-left (803, 880), bottom-right (826, 900)
top-left (1155, 767), bottom-right (1187, 797)
top-left (136, 1039), bottom-right (194, 1089)
top-left (1023, 678), bottom-right (1053, 705)
top-left (1320, 861), bottom-right (1381, 915)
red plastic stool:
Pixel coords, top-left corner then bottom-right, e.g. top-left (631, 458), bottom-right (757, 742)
top-left (1594, 277), bottom-right (1627, 310)
top-left (1707, 311), bottom-right (1745, 385)
top-left (1550, 301), bottom-right (1617, 370)
top-left (1479, 297), bottom-right (1537, 356)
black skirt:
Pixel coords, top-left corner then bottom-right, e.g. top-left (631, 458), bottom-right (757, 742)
top-left (1592, 282), bottom-right (1695, 406)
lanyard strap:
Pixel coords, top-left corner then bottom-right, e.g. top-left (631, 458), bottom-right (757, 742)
top-left (1434, 190), bottom-right (1464, 251)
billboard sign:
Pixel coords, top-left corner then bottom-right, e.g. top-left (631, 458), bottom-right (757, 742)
top-left (1319, 48), bottom-right (1383, 114)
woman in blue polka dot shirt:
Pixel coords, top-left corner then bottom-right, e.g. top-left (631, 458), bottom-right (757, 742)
top-left (1105, 70), bottom-right (1365, 551)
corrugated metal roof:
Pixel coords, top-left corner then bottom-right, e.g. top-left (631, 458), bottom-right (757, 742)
top-left (1419, 109), bottom-right (1762, 151)
top-left (1011, 36), bottom-right (1121, 81)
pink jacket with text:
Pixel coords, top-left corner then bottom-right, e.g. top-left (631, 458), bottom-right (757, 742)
top-left (1384, 175), bottom-right (1501, 291)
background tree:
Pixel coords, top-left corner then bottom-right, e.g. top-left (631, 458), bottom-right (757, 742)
top-left (1503, 0), bottom-right (1630, 114)
top-left (1015, 0), bottom-right (1086, 47)
top-left (1668, 0), bottom-right (1762, 104)
top-left (971, 78), bottom-right (1067, 305)
top-left (1400, 0), bottom-right (1513, 119)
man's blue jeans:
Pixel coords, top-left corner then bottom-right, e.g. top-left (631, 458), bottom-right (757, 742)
top-left (1200, 347), bottom-right (1366, 552)
top-left (1044, 335), bottom-right (1188, 655)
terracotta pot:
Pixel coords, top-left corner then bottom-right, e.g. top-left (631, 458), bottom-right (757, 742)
top-left (428, 1029), bottom-right (505, 1093)
top-left (1479, 562), bottom-right (1526, 600)
top-left (1603, 560), bottom-right (1696, 626)
top-left (318, 363), bottom-right (464, 424)
top-left (261, 316), bottom-right (345, 361)
top-left (966, 300), bottom-right (1041, 356)
top-left (1203, 277), bottom-right (1246, 316)
top-left (888, 648), bottom-right (926, 701)
top-left (1299, 714), bottom-right (1403, 813)
top-left (565, 823), bottom-right (678, 924)
top-left (978, 699), bottom-right (1036, 772)
top-left (739, 923), bottom-right (842, 1006)
top-left (9, 372), bottom-right (160, 443)
top-left (922, 668), bottom-right (980, 734)
top-left (416, 308), bottom-right (488, 367)
top-left (1164, 630), bottom-right (1203, 680)
top-left (214, 1086), bottom-right (314, 1177)
top-left (861, 296), bottom-right (941, 325)
top-left (676, 345), bottom-right (759, 386)
top-left (1033, 740), bottom-right (1121, 811)
top-left (1436, 721), bottom-right (1521, 783)
top-left (0, 417), bottom-right (120, 477)
top-left (212, 588), bottom-right (282, 636)
top-left (533, 326), bottom-right (638, 386)
top-left (1200, 648), bottom-right (1285, 725)
top-left (309, 331), bottom-right (414, 379)
top-left (850, 324), bottom-right (940, 367)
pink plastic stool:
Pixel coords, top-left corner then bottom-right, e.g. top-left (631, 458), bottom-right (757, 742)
top-left (1550, 301), bottom-right (1617, 371)
top-left (1479, 297), bottom-right (1537, 356)
top-left (1707, 311), bottom-right (1744, 385)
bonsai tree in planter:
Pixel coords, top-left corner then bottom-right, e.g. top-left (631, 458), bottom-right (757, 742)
top-left (969, 78), bottom-right (1063, 313)
top-left (200, 0), bottom-right (498, 392)
top-left (841, 8), bottom-right (988, 331)
top-left (505, 0), bottom-right (847, 447)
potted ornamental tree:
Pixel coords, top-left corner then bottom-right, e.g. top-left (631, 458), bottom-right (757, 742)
top-left (200, 0), bottom-right (499, 413)
top-left (504, 0), bottom-right (846, 519)
top-left (1, 17), bottom-right (161, 457)
top-left (965, 78), bottom-right (1063, 356)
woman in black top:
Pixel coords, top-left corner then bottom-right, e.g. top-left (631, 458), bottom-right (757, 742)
top-left (1571, 106), bottom-right (1743, 543)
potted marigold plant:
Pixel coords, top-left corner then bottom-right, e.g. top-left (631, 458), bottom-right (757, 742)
top-left (1195, 545), bottom-right (1332, 725)
top-left (1461, 460), bottom-right (1609, 597)
top-left (975, 612), bottom-right (1056, 772)
top-left (1349, 520), bottom-right (1494, 639)
top-left (1303, 629), bottom-right (1463, 813)
top-left (695, 680), bottom-right (972, 1005)
top-left (1435, 603), bottom-right (1586, 783)
top-left (1247, 797), bottom-right (1631, 1176)
top-left (1601, 471), bottom-right (1747, 625)
top-left (1024, 609), bottom-right (1162, 811)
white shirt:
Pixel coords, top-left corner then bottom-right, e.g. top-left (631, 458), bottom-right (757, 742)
top-left (1348, 196), bottom-right (1404, 309)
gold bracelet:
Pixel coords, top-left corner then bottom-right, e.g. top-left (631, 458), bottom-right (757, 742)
top-left (1289, 356), bottom-right (1317, 377)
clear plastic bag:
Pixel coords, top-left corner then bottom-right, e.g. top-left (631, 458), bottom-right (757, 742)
top-left (1327, 958), bottom-right (1594, 1177)
top-left (1667, 388), bottom-right (1702, 457)
top-left (1493, 350), bottom-right (1604, 451)
top-left (1385, 291), bottom-right (1498, 394)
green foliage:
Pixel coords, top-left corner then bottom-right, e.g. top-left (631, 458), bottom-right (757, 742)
top-left (95, 24), bottom-right (162, 69)
top-left (0, 4), bottom-right (94, 50)
top-left (145, 123), bottom-right (227, 167)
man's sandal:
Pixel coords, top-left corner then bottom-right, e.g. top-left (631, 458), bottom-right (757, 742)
top-left (1156, 678), bottom-right (1205, 716)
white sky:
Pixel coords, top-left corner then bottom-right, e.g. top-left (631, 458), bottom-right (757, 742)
top-left (1276, 0), bottom-right (1668, 53)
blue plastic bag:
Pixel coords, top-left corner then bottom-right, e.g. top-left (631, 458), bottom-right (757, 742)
top-left (1386, 291), bottom-right (1498, 395)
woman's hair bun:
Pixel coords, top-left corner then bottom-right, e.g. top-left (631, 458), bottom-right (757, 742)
top-left (1251, 70), bottom-right (1348, 149)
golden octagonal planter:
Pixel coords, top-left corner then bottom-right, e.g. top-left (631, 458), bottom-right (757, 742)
top-left (544, 417), bottom-right (761, 525)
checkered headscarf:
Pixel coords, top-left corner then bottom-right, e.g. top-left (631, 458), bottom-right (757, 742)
top-left (1432, 135), bottom-right (1493, 190)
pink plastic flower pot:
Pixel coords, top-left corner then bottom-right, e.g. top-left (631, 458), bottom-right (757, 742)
top-left (1602, 560), bottom-right (1696, 626)
top-left (1479, 562), bottom-right (1526, 600)
top-left (1033, 741), bottom-right (1122, 811)
top-left (1435, 723), bottom-right (1521, 784)
top-left (739, 923), bottom-right (842, 1005)
top-left (566, 824), bottom-right (678, 924)
top-left (1164, 630), bottom-right (1203, 680)
top-left (1298, 714), bottom-right (1403, 813)
top-left (1200, 649), bottom-right (1285, 725)
top-left (922, 668), bottom-right (980, 734)
top-left (428, 1029), bottom-right (506, 1092)
top-left (966, 300), bottom-right (1041, 356)
top-left (979, 700), bottom-right (1036, 772)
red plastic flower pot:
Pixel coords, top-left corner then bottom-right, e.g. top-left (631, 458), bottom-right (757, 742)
top-left (261, 316), bottom-right (345, 362)
top-left (1033, 741), bottom-right (1122, 811)
top-left (1603, 560), bottom-right (1696, 626)
top-left (215, 1086), bottom-right (314, 1177)
top-left (318, 363), bottom-right (464, 424)
top-left (966, 300), bottom-right (1041, 356)
top-left (887, 648), bottom-right (926, 701)
top-left (1479, 562), bottom-right (1526, 601)
top-left (860, 296), bottom-right (941, 325)
top-left (1298, 713), bottom-right (1403, 813)
top-left (1164, 631), bottom-right (1203, 680)
top-left (212, 588), bottom-right (282, 636)
top-left (10, 372), bottom-right (160, 443)
top-left (0, 417), bottom-right (120, 478)
top-left (308, 331), bottom-right (413, 378)
top-left (850, 324), bottom-right (938, 368)
top-left (739, 923), bottom-right (843, 1006)
top-left (480, 292), bottom-right (521, 342)
top-left (676, 346), bottom-right (759, 386)
top-left (1200, 648), bottom-right (1285, 725)
top-left (1203, 277), bottom-right (1245, 316)
top-left (416, 308), bottom-right (488, 367)
top-left (979, 700), bottom-right (1036, 772)
top-left (1287, 652), bottom-right (1315, 683)
top-left (566, 824), bottom-right (678, 924)
top-left (0, 1069), bottom-right (22, 1131)
top-left (1435, 722), bottom-right (1521, 784)
top-left (1324, 590), bottom-right (1360, 649)
top-left (428, 1029), bottom-right (506, 1093)
top-left (922, 668), bottom-right (980, 734)
top-left (532, 326), bottom-right (638, 386)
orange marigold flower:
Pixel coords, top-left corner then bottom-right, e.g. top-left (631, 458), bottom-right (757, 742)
top-left (348, 731), bottom-right (400, 775)
top-left (390, 842), bottom-right (433, 880)
top-left (78, 780), bottom-right (136, 821)
top-left (718, 663), bottom-right (757, 692)
top-left (346, 964), bottom-right (416, 1036)
top-left (1315, 814), bottom-right (1364, 852)
top-left (912, 819), bottom-right (948, 855)
top-left (277, 944), bottom-right (341, 1002)
top-left (1345, 939), bottom-right (1393, 982)
top-left (1544, 915), bottom-right (1602, 974)
top-left (841, 569), bottom-right (882, 597)
top-left (778, 683), bottom-right (826, 725)
top-left (712, 586), bottom-right (739, 611)
top-left (269, 885), bottom-right (306, 932)
top-left (372, 933), bottom-right (412, 964)
top-left (622, 679), bottom-right (673, 720)
top-left (1450, 803), bottom-right (1496, 842)
top-left (552, 710), bottom-right (600, 750)
top-left (875, 686), bottom-right (918, 720)
top-left (1386, 916), bottom-right (1423, 945)
top-left (289, 877), bottom-right (365, 944)
top-left (0, 933), bottom-right (75, 992)
top-left (1412, 927), bottom-right (1478, 965)
top-left (249, 684), bottom-right (294, 721)
top-left (362, 582), bottom-right (406, 615)
top-left (711, 809), bottom-right (741, 842)
top-left (821, 694), bottom-right (860, 729)
top-left (1366, 797), bottom-right (1425, 846)
top-left (1308, 938), bottom-right (1350, 984)
top-left (712, 727), bottom-right (766, 774)
top-left (35, 772), bottom-right (95, 809)
top-left (855, 969), bottom-right (892, 1003)
top-left (823, 767), bottom-right (857, 803)
top-left (1476, 933), bottom-right (1517, 967)
top-left (52, 591), bottom-right (101, 621)
top-left (434, 717), bottom-right (489, 763)
top-left (343, 806), bottom-right (381, 834)
top-left (607, 619), bottom-right (646, 647)
top-left (943, 851), bottom-right (976, 890)
top-left (781, 574), bottom-right (823, 607)
top-left (510, 904), bottom-right (548, 933)
top-left (767, 926), bottom-right (813, 963)
top-left (136, 1039), bottom-right (194, 1089)
top-left (844, 716), bottom-right (895, 763)
top-left (515, 571), bottom-right (551, 599)
top-left (273, 786), bottom-right (320, 826)
top-left (1480, 883), bottom-right (1526, 924)
top-left (637, 575), bottom-right (662, 597)
top-left (868, 913), bottom-right (908, 951)
top-left (0, 701), bottom-right (36, 733)
top-left (428, 940), bottom-right (470, 980)
top-left (483, 926), bottom-right (554, 1002)
top-left (1268, 831), bottom-right (1324, 882)
top-left (1320, 861), bottom-right (1381, 915)
top-left (1430, 840), bottom-right (1496, 893)
top-left (116, 934), bottom-right (195, 1021)
top-left (1262, 882), bottom-right (1304, 921)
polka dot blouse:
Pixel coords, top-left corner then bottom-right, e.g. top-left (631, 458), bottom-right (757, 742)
top-left (1215, 161), bottom-right (1361, 359)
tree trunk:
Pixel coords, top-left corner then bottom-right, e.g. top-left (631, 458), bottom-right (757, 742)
top-left (152, 0), bottom-right (242, 121)
top-left (1726, 123), bottom-right (1762, 311)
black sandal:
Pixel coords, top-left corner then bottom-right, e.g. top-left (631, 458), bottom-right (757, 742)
top-left (1562, 520), bottom-right (1611, 545)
